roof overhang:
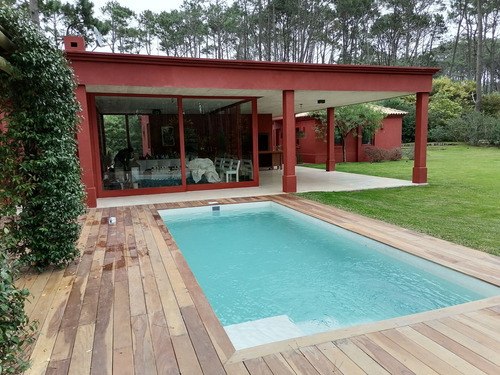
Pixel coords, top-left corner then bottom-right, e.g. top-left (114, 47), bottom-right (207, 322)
top-left (66, 44), bottom-right (440, 117)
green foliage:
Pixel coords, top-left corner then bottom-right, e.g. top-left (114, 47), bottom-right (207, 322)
top-left (0, 240), bottom-right (37, 374)
top-left (102, 115), bottom-right (143, 160)
top-left (312, 104), bottom-right (385, 162)
top-left (431, 77), bottom-right (475, 111)
top-left (446, 111), bottom-right (500, 146)
top-left (482, 93), bottom-right (500, 116)
top-left (427, 77), bottom-right (474, 137)
top-left (0, 5), bottom-right (86, 270)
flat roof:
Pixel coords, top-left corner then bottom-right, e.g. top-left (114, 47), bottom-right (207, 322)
top-left (65, 37), bottom-right (440, 117)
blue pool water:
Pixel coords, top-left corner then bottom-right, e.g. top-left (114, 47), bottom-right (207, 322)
top-left (161, 202), bottom-right (499, 348)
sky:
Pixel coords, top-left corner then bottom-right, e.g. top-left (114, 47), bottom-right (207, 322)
top-left (91, 0), bottom-right (185, 15)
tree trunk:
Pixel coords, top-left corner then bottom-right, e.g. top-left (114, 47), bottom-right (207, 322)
top-left (342, 137), bottom-right (347, 163)
top-left (475, 0), bottom-right (483, 111)
top-left (30, 0), bottom-right (40, 27)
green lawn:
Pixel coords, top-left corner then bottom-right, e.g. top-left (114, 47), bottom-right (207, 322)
top-left (297, 145), bottom-right (500, 256)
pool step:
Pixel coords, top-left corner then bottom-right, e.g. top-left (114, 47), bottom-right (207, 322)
top-left (224, 315), bottom-right (304, 350)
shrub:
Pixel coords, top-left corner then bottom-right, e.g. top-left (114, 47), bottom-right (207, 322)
top-left (403, 147), bottom-right (415, 160)
top-left (0, 230), bottom-right (37, 374)
top-left (428, 126), bottom-right (452, 142)
top-left (0, 5), bottom-right (86, 270)
top-left (447, 111), bottom-right (500, 146)
top-left (482, 93), bottom-right (500, 117)
top-left (364, 147), bottom-right (389, 162)
top-left (388, 147), bottom-right (402, 161)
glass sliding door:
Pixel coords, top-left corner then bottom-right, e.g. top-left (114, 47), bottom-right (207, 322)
top-left (96, 96), bottom-right (182, 191)
top-left (182, 98), bottom-right (254, 185)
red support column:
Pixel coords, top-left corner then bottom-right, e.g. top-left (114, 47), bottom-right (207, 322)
top-left (75, 85), bottom-right (97, 207)
top-left (252, 99), bottom-right (260, 185)
top-left (326, 107), bottom-right (336, 171)
top-left (413, 92), bottom-right (429, 184)
top-left (282, 90), bottom-right (297, 192)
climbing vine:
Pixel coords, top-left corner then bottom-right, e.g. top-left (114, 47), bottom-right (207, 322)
top-left (0, 4), bottom-right (86, 269)
top-left (0, 4), bottom-right (85, 372)
top-left (0, 4), bottom-right (87, 371)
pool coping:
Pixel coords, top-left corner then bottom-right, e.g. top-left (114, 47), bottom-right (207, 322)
top-left (156, 194), bottom-right (500, 365)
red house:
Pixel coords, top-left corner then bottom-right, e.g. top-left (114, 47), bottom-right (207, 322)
top-left (272, 106), bottom-right (407, 164)
top-left (62, 36), bottom-right (438, 208)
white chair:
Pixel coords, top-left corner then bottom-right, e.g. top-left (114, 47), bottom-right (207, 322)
top-left (214, 157), bottom-right (223, 174)
top-left (225, 159), bottom-right (241, 182)
top-left (241, 159), bottom-right (253, 180)
top-left (220, 158), bottom-right (232, 177)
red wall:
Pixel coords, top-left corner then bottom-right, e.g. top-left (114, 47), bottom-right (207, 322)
top-left (373, 115), bottom-right (403, 149)
top-left (258, 114), bottom-right (273, 150)
top-left (274, 114), bottom-right (404, 164)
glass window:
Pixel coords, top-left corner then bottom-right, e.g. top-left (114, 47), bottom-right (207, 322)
top-left (362, 130), bottom-right (373, 145)
top-left (182, 98), bottom-right (254, 184)
top-left (96, 96), bottom-right (182, 190)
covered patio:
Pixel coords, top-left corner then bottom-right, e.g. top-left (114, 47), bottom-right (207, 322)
top-left (96, 166), bottom-right (416, 208)
top-left (63, 36), bottom-right (439, 208)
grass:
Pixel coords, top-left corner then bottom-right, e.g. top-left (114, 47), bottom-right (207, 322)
top-left (297, 145), bottom-right (500, 256)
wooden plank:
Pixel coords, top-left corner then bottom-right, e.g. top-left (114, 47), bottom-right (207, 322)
top-left (381, 328), bottom-right (462, 375)
top-left (412, 322), bottom-right (498, 374)
top-left (49, 216), bottom-right (101, 364)
top-left (131, 314), bottom-right (157, 375)
top-left (488, 304), bottom-right (500, 314)
top-left (45, 359), bottom-right (70, 375)
top-left (299, 346), bottom-right (340, 375)
top-left (243, 357), bottom-right (273, 375)
top-left (24, 268), bottom-right (65, 359)
top-left (280, 349), bottom-right (321, 375)
top-left (24, 270), bottom-right (72, 375)
top-left (224, 362), bottom-right (251, 375)
top-left (112, 346), bottom-right (134, 375)
top-left (128, 265), bottom-right (147, 317)
top-left (148, 310), bottom-right (179, 375)
top-left (181, 305), bottom-right (226, 375)
top-left (143, 208), bottom-right (194, 309)
top-left (49, 326), bottom-right (78, 364)
top-left (79, 218), bottom-right (106, 326)
top-left (364, 331), bottom-right (440, 375)
top-left (316, 341), bottom-right (366, 375)
top-left (350, 335), bottom-right (414, 375)
top-left (24, 268), bottom-right (54, 318)
top-left (262, 353), bottom-right (297, 375)
top-left (455, 312), bottom-right (500, 341)
top-left (398, 325), bottom-right (487, 375)
top-left (132, 207), bottom-right (187, 338)
top-left (67, 323), bottom-right (95, 375)
top-left (335, 339), bottom-right (390, 375)
top-left (432, 317), bottom-right (500, 361)
top-left (171, 334), bottom-right (203, 375)
top-left (112, 277), bottom-right (134, 374)
top-left (90, 255), bottom-right (115, 375)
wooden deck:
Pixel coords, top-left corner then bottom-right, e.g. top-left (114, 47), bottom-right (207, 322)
top-left (19, 195), bottom-right (500, 375)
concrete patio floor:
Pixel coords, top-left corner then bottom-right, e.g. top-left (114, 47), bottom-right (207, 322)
top-left (97, 166), bottom-right (418, 208)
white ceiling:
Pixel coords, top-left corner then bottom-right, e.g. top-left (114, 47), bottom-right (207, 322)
top-left (88, 85), bottom-right (414, 117)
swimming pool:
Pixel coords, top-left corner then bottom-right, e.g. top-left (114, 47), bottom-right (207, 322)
top-left (160, 202), bottom-right (500, 349)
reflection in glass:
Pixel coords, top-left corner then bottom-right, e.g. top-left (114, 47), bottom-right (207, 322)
top-left (97, 96), bottom-right (181, 190)
top-left (183, 99), bottom-right (254, 185)
top-left (96, 96), bottom-right (254, 191)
